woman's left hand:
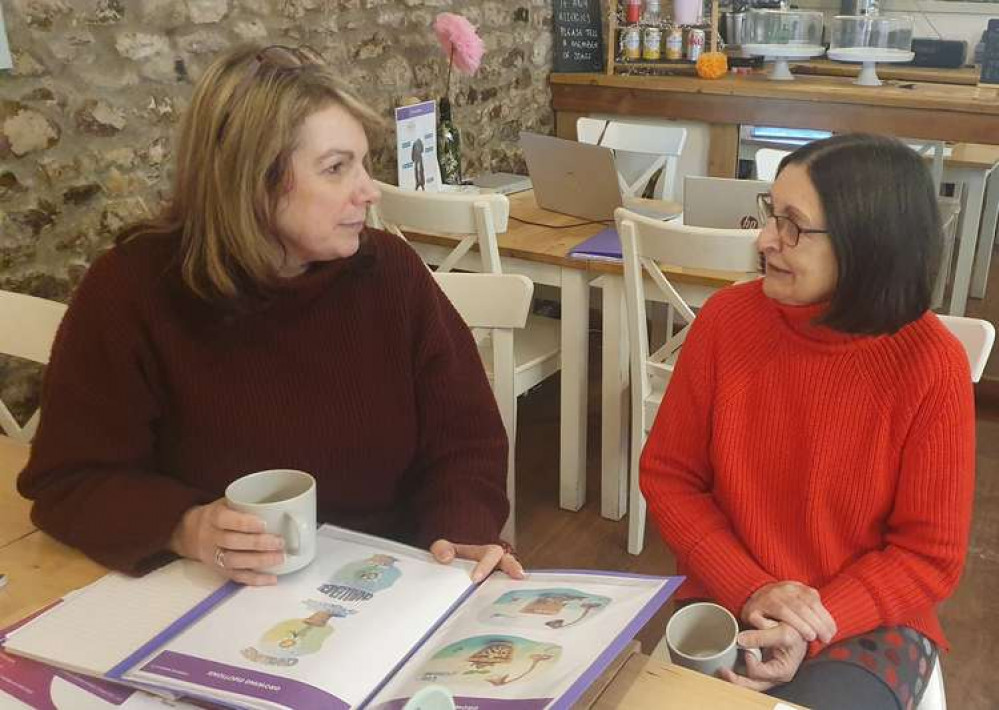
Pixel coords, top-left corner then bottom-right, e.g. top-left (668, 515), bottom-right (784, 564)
top-left (720, 623), bottom-right (808, 692)
top-left (430, 539), bottom-right (526, 583)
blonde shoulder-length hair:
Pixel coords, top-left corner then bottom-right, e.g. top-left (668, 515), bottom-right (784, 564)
top-left (122, 43), bottom-right (385, 305)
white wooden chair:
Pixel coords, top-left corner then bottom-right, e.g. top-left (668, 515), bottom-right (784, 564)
top-left (754, 147), bottom-right (789, 182)
top-left (617, 207), bottom-right (760, 555)
top-left (433, 273), bottom-right (534, 543)
top-left (371, 182), bottom-right (561, 396)
top-left (372, 184), bottom-right (561, 541)
top-left (371, 182), bottom-right (507, 275)
top-left (577, 117), bottom-right (687, 203)
top-left (938, 315), bottom-right (995, 383)
top-left (917, 657), bottom-right (947, 710)
top-left (0, 290), bottom-right (67, 442)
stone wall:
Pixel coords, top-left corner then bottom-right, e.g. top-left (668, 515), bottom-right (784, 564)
top-left (0, 0), bottom-right (556, 424)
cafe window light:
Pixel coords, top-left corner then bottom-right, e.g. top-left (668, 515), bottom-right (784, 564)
top-left (750, 126), bottom-right (832, 146)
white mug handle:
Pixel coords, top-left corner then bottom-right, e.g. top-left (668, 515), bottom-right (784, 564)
top-left (738, 644), bottom-right (764, 663)
top-left (283, 513), bottom-right (306, 555)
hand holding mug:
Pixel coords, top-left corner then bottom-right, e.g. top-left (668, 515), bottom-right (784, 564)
top-left (720, 623), bottom-right (808, 692)
top-left (741, 580), bottom-right (837, 643)
top-left (169, 499), bottom-right (286, 586)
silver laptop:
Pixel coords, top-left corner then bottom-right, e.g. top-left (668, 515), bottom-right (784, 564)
top-left (519, 132), bottom-right (680, 222)
top-left (683, 176), bottom-right (771, 229)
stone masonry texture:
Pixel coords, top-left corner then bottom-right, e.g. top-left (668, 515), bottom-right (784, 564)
top-left (0, 0), bottom-right (556, 423)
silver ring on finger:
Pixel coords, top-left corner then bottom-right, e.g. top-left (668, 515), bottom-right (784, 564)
top-left (214, 547), bottom-right (227, 569)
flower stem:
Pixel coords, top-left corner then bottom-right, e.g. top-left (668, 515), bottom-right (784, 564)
top-left (445, 46), bottom-right (454, 99)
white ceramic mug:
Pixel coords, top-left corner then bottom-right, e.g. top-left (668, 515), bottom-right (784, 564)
top-left (225, 469), bottom-right (317, 575)
top-left (665, 602), bottom-right (761, 678)
top-left (402, 686), bottom-right (455, 710)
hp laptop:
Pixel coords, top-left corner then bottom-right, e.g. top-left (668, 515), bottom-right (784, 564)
top-left (683, 176), bottom-right (771, 229)
top-left (519, 132), bottom-right (681, 222)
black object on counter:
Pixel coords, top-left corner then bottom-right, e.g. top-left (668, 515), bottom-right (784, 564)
top-left (910, 38), bottom-right (968, 69)
top-left (981, 19), bottom-right (999, 85)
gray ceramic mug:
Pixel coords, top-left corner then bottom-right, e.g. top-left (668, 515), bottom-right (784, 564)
top-left (225, 468), bottom-right (317, 575)
top-left (665, 602), bottom-right (762, 677)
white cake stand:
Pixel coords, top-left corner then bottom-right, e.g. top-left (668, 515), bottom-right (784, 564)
top-left (827, 47), bottom-right (916, 86)
top-left (742, 44), bottom-right (826, 81)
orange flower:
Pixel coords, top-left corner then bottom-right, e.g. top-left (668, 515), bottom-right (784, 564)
top-left (696, 52), bottom-right (728, 79)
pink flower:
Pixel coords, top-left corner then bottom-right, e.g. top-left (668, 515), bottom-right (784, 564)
top-left (434, 13), bottom-right (484, 76)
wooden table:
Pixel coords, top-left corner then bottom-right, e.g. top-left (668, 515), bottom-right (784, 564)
top-left (404, 191), bottom-right (743, 517)
top-left (588, 650), bottom-right (805, 709)
top-left (0, 535), bottom-right (797, 709)
top-left (0, 450), bottom-right (796, 708)
top-left (0, 435), bottom-right (32, 549)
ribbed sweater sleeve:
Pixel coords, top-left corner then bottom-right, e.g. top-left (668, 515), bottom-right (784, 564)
top-left (402, 250), bottom-right (510, 547)
top-left (18, 250), bottom-right (208, 574)
top-left (815, 360), bottom-right (975, 648)
top-left (640, 294), bottom-right (777, 613)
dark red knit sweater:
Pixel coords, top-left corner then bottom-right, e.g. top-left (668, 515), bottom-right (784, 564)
top-left (641, 280), bottom-right (975, 655)
top-left (18, 229), bottom-right (509, 574)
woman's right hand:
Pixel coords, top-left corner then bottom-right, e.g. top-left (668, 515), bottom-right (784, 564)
top-left (169, 499), bottom-right (285, 585)
top-left (741, 580), bottom-right (837, 643)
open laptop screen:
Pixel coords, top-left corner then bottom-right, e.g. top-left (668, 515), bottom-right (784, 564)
top-left (683, 176), bottom-right (771, 229)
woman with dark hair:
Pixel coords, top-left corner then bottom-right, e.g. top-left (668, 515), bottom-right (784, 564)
top-left (642, 134), bottom-right (974, 709)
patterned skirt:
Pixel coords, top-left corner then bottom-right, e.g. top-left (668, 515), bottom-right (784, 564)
top-left (770, 626), bottom-right (938, 710)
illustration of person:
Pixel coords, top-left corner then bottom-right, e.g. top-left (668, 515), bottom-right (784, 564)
top-left (241, 600), bottom-right (354, 666)
top-left (317, 554), bottom-right (402, 602)
top-left (411, 138), bottom-right (426, 191)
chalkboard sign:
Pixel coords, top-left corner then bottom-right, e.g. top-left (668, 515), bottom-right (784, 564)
top-left (553, 0), bottom-right (604, 73)
top-left (981, 18), bottom-right (999, 86)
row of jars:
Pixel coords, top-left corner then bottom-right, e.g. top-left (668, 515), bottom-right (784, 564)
top-left (620, 24), bottom-right (705, 62)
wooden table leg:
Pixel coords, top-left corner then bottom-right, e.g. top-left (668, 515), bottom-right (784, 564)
top-left (556, 111), bottom-right (585, 142)
top-left (708, 124), bottom-right (740, 178)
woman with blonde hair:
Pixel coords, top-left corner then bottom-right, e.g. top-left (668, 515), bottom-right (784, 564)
top-left (20, 43), bottom-right (521, 585)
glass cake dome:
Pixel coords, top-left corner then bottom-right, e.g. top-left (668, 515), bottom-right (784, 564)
top-left (830, 15), bottom-right (914, 54)
top-left (742, 9), bottom-right (825, 80)
top-left (828, 15), bottom-right (915, 85)
top-left (745, 9), bottom-right (824, 47)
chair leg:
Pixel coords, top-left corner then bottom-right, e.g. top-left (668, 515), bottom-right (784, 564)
top-left (917, 656), bottom-right (946, 710)
top-left (500, 401), bottom-right (518, 547)
top-left (627, 426), bottom-right (647, 556)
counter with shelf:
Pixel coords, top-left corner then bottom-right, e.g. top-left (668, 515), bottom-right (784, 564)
top-left (550, 71), bottom-right (999, 178)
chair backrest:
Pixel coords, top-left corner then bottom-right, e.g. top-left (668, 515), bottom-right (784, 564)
top-left (370, 181), bottom-right (509, 274)
top-left (577, 118), bottom-right (687, 203)
top-left (938, 315), bottom-right (995, 383)
top-left (433, 272), bottom-right (533, 540)
top-left (754, 147), bottom-right (790, 182)
top-left (0, 290), bottom-right (68, 441)
top-left (616, 207), bottom-right (760, 425)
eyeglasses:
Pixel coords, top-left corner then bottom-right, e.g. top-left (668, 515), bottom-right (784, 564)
top-left (757, 193), bottom-right (828, 248)
top-left (218, 45), bottom-right (325, 141)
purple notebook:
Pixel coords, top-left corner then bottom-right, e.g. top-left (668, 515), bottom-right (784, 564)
top-left (568, 227), bottom-right (621, 261)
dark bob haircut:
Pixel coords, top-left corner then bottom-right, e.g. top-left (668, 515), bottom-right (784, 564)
top-left (777, 133), bottom-right (941, 335)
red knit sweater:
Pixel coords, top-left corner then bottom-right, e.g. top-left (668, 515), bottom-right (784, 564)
top-left (640, 280), bottom-right (975, 654)
top-left (18, 229), bottom-right (509, 574)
